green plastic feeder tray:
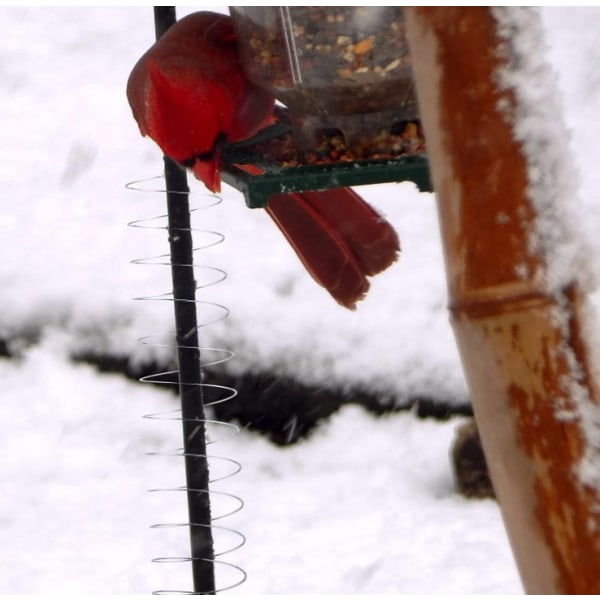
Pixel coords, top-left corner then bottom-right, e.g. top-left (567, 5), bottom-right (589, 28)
top-left (220, 121), bottom-right (433, 209)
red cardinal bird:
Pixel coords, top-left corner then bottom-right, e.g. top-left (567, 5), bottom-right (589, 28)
top-left (127, 11), bottom-right (400, 309)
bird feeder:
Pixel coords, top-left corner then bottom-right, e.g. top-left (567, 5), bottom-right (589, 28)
top-left (222, 6), bottom-right (431, 207)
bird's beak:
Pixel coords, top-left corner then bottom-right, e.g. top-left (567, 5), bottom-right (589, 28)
top-left (191, 149), bottom-right (221, 194)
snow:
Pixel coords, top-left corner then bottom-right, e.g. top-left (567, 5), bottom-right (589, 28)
top-left (1, 5), bottom-right (599, 594)
top-left (494, 7), bottom-right (600, 499)
top-left (494, 7), bottom-right (593, 293)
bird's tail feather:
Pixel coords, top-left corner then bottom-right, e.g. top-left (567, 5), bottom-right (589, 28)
top-left (266, 188), bottom-right (400, 309)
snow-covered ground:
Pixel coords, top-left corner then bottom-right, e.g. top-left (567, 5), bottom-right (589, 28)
top-left (1, 5), bottom-right (599, 594)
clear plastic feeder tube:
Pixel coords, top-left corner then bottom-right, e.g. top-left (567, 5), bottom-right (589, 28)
top-left (230, 6), bottom-right (419, 158)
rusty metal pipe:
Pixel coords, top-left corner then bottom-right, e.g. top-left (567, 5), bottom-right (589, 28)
top-left (406, 7), bottom-right (600, 593)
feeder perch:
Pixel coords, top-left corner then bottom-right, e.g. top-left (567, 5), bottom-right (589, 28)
top-left (222, 6), bottom-right (431, 208)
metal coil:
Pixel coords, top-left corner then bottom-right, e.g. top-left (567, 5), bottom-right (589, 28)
top-left (126, 174), bottom-right (247, 593)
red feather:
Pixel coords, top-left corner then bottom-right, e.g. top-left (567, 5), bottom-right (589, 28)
top-left (127, 12), bottom-right (274, 190)
top-left (127, 11), bottom-right (400, 309)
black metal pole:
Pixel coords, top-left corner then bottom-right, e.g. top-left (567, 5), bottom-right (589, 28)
top-left (153, 7), bottom-right (216, 594)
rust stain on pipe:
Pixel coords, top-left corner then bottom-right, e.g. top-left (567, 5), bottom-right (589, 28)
top-left (409, 8), bottom-right (541, 304)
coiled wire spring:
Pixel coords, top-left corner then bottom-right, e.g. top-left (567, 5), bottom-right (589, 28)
top-left (126, 171), bottom-right (246, 594)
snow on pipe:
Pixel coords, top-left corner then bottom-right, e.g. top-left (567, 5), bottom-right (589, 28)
top-left (125, 171), bottom-right (247, 594)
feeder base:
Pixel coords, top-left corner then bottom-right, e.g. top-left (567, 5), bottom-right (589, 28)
top-left (220, 116), bottom-right (432, 208)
